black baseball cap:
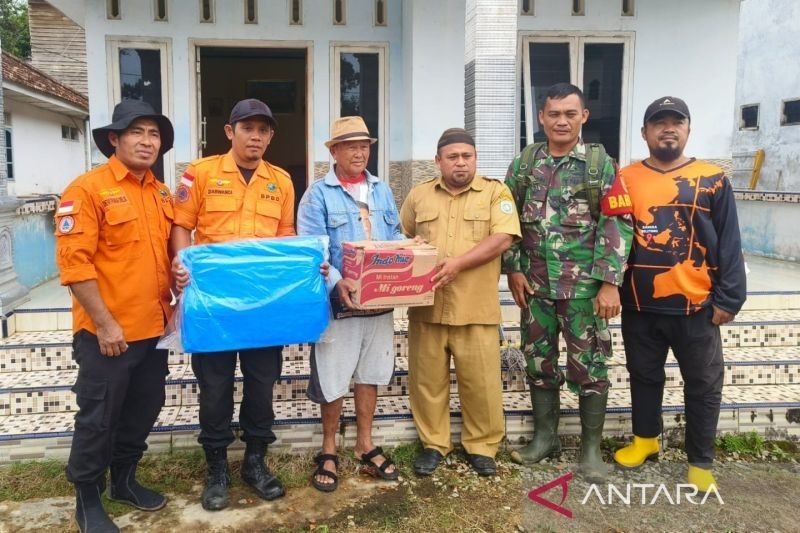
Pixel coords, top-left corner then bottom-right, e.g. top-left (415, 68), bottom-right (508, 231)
top-left (228, 98), bottom-right (277, 128)
top-left (643, 96), bottom-right (691, 125)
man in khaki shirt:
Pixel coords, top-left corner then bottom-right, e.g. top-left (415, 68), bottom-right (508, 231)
top-left (400, 128), bottom-right (521, 476)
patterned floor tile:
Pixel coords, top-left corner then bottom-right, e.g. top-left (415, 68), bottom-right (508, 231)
top-left (0, 330), bottom-right (73, 346)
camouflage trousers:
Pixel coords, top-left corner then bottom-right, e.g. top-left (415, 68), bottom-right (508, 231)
top-left (522, 297), bottom-right (611, 395)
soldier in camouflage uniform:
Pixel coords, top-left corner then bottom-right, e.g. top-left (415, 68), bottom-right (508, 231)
top-left (503, 83), bottom-right (633, 482)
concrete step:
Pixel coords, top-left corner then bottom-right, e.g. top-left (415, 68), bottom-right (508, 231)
top-left (496, 291), bottom-right (800, 321)
top-left (1, 384), bottom-right (798, 463)
top-left (2, 309), bottom-right (800, 374)
top-left (2, 347), bottom-right (800, 416)
top-left (6, 287), bottom-right (800, 334)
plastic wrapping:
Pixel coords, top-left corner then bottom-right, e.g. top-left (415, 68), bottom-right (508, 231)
top-left (174, 236), bottom-right (330, 353)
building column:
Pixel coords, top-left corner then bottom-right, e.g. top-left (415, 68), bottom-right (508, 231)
top-left (0, 46), bottom-right (31, 316)
top-left (465, 0), bottom-right (518, 179)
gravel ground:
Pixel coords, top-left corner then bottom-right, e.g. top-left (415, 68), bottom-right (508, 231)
top-left (517, 448), bottom-right (800, 532)
top-left (1, 446), bottom-right (798, 532)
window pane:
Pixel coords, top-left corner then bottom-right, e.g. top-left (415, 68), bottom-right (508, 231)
top-left (245, 0), bottom-right (256, 23)
top-left (528, 42), bottom-right (571, 144)
top-left (741, 105), bottom-right (759, 129)
top-left (119, 49), bottom-right (162, 112)
top-left (5, 128), bottom-right (13, 180)
top-left (156, 0), bottom-right (167, 20)
top-left (582, 43), bottom-right (623, 159)
top-left (622, 0), bottom-right (635, 16)
top-left (783, 100), bottom-right (800, 125)
top-left (340, 52), bottom-right (379, 176)
top-left (334, 0), bottom-right (345, 24)
top-left (291, 0), bottom-right (302, 24)
top-left (119, 48), bottom-right (164, 180)
top-left (107, 0), bottom-right (120, 19)
top-left (375, 0), bottom-right (385, 25)
top-left (521, 0), bottom-right (533, 15)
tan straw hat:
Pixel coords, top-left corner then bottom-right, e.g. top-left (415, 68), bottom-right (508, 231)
top-left (325, 116), bottom-right (377, 148)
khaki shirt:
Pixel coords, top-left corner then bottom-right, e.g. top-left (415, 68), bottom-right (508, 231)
top-left (400, 175), bottom-right (521, 325)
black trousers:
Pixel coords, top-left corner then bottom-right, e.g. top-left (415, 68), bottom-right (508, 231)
top-left (191, 347), bottom-right (283, 450)
top-left (621, 307), bottom-right (724, 466)
top-left (66, 330), bottom-right (168, 485)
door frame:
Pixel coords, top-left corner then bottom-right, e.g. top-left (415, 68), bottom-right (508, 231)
top-left (517, 31), bottom-right (635, 165)
top-left (188, 39), bottom-right (314, 187)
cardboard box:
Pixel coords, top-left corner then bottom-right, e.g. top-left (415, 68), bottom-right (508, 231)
top-left (342, 239), bottom-right (438, 309)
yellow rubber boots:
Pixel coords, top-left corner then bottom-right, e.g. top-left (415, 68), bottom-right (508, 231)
top-left (613, 436), bottom-right (660, 468)
top-left (687, 465), bottom-right (717, 493)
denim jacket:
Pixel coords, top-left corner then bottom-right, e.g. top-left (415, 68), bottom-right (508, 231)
top-left (297, 166), bottom-right (405, 292)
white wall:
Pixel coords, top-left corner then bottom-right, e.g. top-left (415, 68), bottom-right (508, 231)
top-left (76, 0), bottom-right (407, 175)
top-left (732, 0), bottom-right (800, 191)
top-left (517, 0), bottom-right (740, 162)
top-left (402, 0), bottom-right (466, 160)
top-left (4, 98), bottom-right (87, 195)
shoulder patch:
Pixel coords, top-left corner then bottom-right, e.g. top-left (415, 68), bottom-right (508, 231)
top-left (180, 171), bottom-right (196, 188)
top-left (600, 177), bottom-right (633, 216)
top-left (57, 198), bottom-right (81, 215)
top-left (176, 184), bottom-right (190, 203)
top-left (58, 215), bottom-right (76, 234)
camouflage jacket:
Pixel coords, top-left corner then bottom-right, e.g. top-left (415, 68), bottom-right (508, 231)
top-left (502, 141), bottom-right (633, 300)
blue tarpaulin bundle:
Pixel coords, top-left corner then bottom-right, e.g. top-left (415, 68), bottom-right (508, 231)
top-left (179, 236), bottom-right (330, 353)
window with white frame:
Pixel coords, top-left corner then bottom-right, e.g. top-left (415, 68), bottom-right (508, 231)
top-left (333, 0), bottom-right (346, 25)
top-left (332, 44), bottom-right (387, 179)
top-left (107, 38), bottom-right (173, 184)
top-left (519, 34), bottom-right (633, 162)
top-left (290, 0), bottom-right (303, 25)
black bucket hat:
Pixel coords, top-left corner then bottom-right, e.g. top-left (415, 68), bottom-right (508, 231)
top-left (92, 99), bottom-right (174, 158)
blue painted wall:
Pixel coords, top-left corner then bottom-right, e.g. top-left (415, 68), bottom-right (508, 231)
top-left (12, 211), bottom-right (57, 288)
top-left (737, 199), bottom-right (800, 262)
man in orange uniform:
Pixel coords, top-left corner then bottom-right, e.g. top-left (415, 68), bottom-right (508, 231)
top-left (56, 100), bottom-right (175, 533)
top-left (170, 99), bottom-right (294, 511)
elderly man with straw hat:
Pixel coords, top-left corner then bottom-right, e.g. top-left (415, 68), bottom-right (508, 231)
top-left (297, 116), bottom-right (406, 492)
